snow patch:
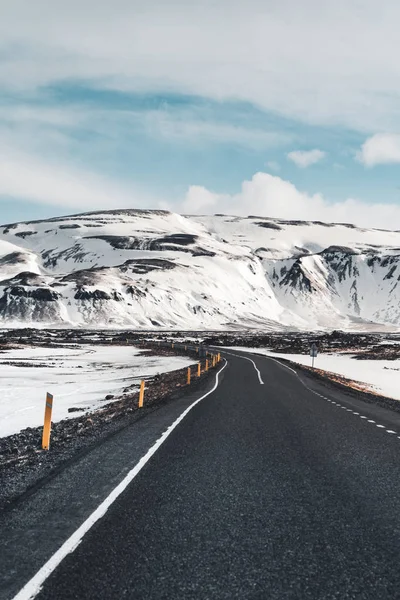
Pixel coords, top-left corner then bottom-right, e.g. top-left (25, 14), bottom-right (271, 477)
top-left (0, 345), bottom-right (195, 437)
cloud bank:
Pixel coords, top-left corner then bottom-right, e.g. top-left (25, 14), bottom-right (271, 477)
top-left (2, 0), bottom-right (400, 133)
top-left (358, 134), bottom-right (400, 166)
top-left (182, 172), bottom-right (400, 230)
top-left (0, 148), bottom-right (144, 210)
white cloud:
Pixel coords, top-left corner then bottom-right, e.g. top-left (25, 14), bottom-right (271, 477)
top-left (1, 1), bottom-right (400, 132)
top-left (358, 133), bottom-right (400, 166)
top-left (0, 99), bottom-right (290, 216)
top-left (183, 186), bottom-right (218, 213)
top-left (0, 147), bottom-right (149, 210)
top-left (182, 171), bottom-right (400, 230)
top-left (287, 149), bottom-right (326, 168)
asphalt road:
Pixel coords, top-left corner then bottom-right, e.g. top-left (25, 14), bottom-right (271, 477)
top-left (4, 351), bottom-right (400, 599)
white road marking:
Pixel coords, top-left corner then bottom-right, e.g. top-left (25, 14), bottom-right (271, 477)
top-left (223, 351), bottom-right (264, 385)
top-left (12, 361), bottom-right (228, 600)
top-left (263, 356), bottom-right (298, 375)
top-left (230, 351), bottom-right (400, 444)
top-left (261, 354), bottom-right (400, 441)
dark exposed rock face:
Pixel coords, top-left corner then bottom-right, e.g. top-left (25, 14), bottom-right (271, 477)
top-left (61, 269), bottom-right (107, 286)
top-left (255, 222), bottom-right (282, 231)
top-left (15, 231), bottom-right (37, 239)
top-left (279, 260), bottom-right (313, 292)
top-left (321, 249), bottom-right (357, 283)
top-left (74, 289), bottom-right (112, 301)
top-left (74, 287), bottom-right (126, 302)
top-left (0, 287), bottom-right (61, 321)
top-left (59, 224), bottom-right (81, 230)
top-left (0, 272), bottom-right (46, 287)
top-left (86, 233), bottom-right (199, 252)
top-left (60, 259), bottom-right (177, 287)
top-left (41, 245), bottom-right (90, 269)
top-left (0, 287), bottom-right (59, 301)
top-left (119, 259), bottom-right (177, 273)
top-left (0, 252), bottom-right (29, 266)
top-left (276, 220), bottom-right (309, 226)
top-left (320, 246), bottom-right (358, 255)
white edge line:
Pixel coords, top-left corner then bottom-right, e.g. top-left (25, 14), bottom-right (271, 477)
top-left (223, 351), bottom-right (264, 385)
top-left (239, 353), bottom-right (400, 442)
top-left (264, 355), bottom-right (298, 376)
top-left (12, 360), bottom-right (228, 600)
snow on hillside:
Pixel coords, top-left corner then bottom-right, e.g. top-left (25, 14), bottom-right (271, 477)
top-left (0, 209), bottom-right (400, 330)
top-left (193, 215), bottom-right (400, 259)
top-left (0, 345), bottom-right (195, 437)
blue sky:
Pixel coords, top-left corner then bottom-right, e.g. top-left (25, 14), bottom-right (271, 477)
top-left (1, 0), bottom-right (400, 228)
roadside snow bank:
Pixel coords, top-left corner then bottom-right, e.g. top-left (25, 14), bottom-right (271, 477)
top-left (0, 345), bottom-right (194, 437)
top-left (228, 347), bottom-right (400, 402)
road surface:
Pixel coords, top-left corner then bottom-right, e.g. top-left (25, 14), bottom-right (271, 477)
top-left (3, 350), bottom-right (400, 599)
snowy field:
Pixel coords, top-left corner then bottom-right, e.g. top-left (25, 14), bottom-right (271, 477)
top-left (229, 347), bottom-right (400, 402)
top-left (0, 345), bottom-right (195, 437)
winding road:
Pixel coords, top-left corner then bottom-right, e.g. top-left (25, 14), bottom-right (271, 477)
top-left (3, 350), bottom-right (400, 599)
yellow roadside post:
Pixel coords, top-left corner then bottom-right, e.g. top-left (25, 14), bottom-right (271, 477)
top-left (172, 342), bottom-right (174, 349)
top-left (187, 367), bottom-right (191, 385)
top-left (42, 392), bottom-right (54, 450)
top-left (138, 380), bottom-right (145, 408)
top-left (197, 362), bottom-right (201, 377)
top-left (218, 353), bottom-right (221, 362)
top-left (205, 359), bottom-right (209, 371)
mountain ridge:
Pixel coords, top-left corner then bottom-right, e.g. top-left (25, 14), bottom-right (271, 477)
top-left (0, 209), bottom-right (399, 331)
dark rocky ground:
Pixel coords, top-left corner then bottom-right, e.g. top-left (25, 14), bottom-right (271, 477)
top-left (0, 327), bottom-right (399, 356)
top-left (204, 329), bottom-right (400, 358)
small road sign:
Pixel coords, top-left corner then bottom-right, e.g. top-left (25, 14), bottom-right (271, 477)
top-left (310, 342), bottom-right (318, 368)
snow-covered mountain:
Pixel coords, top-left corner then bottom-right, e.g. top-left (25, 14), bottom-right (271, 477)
top-left (1, 209), bottom-right (400, 331)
